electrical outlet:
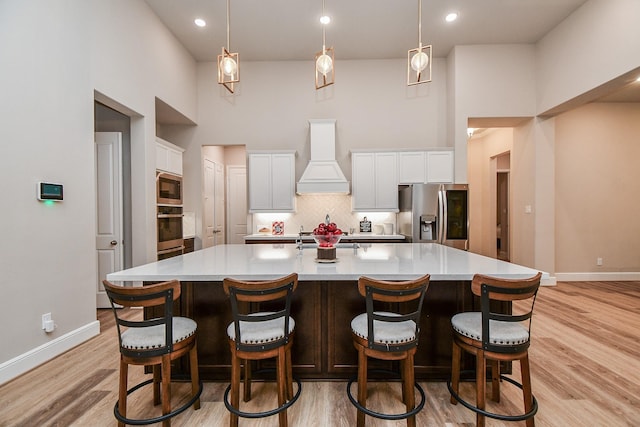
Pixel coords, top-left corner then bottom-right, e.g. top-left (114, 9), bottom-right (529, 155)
top-left (596, 257), bottom-right (603, 266)
top-left (42, 313), bottom-right (52, 329)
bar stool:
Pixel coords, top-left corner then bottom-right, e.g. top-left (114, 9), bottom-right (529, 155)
top-left (448, 272), bottom-right (542, 427)
top-left (347, 274), bottom-right (430, 427)
top-left (102, 280), bottom-right (202, 427)
top-left (222, 273), bottom-right (301, 427)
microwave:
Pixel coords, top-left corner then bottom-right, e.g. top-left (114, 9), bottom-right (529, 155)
top-left (156, 172), bottom-right (183, 205)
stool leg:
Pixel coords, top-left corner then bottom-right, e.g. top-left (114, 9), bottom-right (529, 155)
top-left (230, 351), bottom-right (240, 427)
top-left (286, 346), bottom-right (294, 401)
top-left (521, 354), bottom-right (535, 427)
top-left (161, 354), bottom-right (171, 427)
top-left (277, 347), bottom-right (288, 427)
top-left (117, 359), bottom-right (128, 427)
top-left (476, 351), bottom-right (486, 427)
top-left (243, 360), bottom-right (252, 402)
top-left (357, 347), bottom-right (368, 427)
top-left (189, 343), bottom-right (201, 410)
top-left (491, 359), bottom-right (500, 402)
top-left (153, 364), bottom-right (161, 405)
top-left (450, 341), bottom-right (461, 405)
top-left (403, 354), bottom-right (416, 427)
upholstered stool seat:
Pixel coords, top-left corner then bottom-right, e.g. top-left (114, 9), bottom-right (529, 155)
top-left (351, 312), bottom-right (417, 345)
top-left (451, 312), bottom-right (530, 346)
top-left (122, 317), bottom-right (197, 350)
top-left (103, 279), bottom-right (202, 427)
top-left (223, 273), bottom-right (301, 427)
top-left (226, 313), bottom-right (295, 345)
top-left (347, 275), bottom-right (430, 427)
top-left (448, 272), bottom-right (542, 427)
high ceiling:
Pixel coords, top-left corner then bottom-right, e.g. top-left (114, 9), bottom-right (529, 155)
top-left (144, 0), bottom-right (589, 62)
top-left (144, 0), bottom-right (640, 107)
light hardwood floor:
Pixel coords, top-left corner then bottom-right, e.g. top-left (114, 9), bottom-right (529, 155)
top-left (1, 281), bottom-right (639, 426)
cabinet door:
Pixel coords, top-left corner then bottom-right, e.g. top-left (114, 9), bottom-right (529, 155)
top-left (375, 152), bottom-right (398, 210)
top-left (271, 153), bottom-right (295, 211)
top-left (398, 151), bottom-right (426, 184)
top-left (248, 154), bottom-right (273, 212)
top-left (426, 151), bottom-right (454, 183)
top-left (156, 144), bottom-right (169, 172)
top-left (167, 148), bottom-right (182, 175)
top-left (351, 152), bottom-right (376, 211)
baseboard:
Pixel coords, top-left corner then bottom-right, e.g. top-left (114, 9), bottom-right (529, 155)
top-left (0, 320), bottom-right (100, 386)
top-left (555, 272), bottom-right (640, 282)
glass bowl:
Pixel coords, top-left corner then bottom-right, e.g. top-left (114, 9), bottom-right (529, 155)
top-left (313, 233), bottom-right (343, 248)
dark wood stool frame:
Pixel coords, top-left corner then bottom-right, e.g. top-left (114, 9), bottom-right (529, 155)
top-left (222, 273), bottom-right (301, 427)
top-left (347, 275), bottom-right (431, 427)
top-left (103, 280), bottom-right (202, 427)
top-left (447, 272), bottom-right (542, 427)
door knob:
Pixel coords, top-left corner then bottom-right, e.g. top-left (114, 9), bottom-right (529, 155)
top-left (110, 240), bottom-right (118, 246)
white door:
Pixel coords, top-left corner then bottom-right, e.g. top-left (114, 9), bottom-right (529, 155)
top-left (203, 159), bottom-right (225, 248)
top-left (95, 132), bottom-right (123, 308)
top-left (227, 165), bottom-right (247, 244)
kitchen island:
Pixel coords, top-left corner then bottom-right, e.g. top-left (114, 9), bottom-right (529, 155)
top-left (107, 243), bottom-right (545, 381)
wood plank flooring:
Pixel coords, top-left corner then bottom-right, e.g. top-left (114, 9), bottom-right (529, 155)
top-left (0, 281), bottom-right (638, 426)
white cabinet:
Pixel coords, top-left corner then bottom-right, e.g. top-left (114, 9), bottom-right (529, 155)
top-left (248, 151), bottom-right (295, 212)
top-left (156, 138), bottom-right (184, 176)
top-left (398, 151), bottom-right (426, 184)
top-left (351, 152), bottom-right (398, 211)
top-left (426, 151), bottom-right (454, 183)
top-left (397, 150), bottom-right (454, 184)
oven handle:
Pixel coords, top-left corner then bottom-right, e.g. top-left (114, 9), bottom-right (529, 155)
top-left (157, 214), bottom-right (184, 218)
top-left (157, 246), bottom-right (185, 255)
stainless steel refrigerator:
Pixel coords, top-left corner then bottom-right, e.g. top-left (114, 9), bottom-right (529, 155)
top-left (398, 183), bottom-right (469, 250)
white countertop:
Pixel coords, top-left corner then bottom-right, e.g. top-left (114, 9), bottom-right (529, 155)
top-left (107, 243), bottom-right (547, 283)
top-left (244, 233), bottom-right (405, 241)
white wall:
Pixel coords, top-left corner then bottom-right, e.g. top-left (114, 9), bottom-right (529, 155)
top-left (0, 0), bottom-right (196, 384)
top-left (536, 0), bottom-right (640, 114)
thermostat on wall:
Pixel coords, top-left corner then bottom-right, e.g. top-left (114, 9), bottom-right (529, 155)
top-left (37, 182), bottom-right (64, 201)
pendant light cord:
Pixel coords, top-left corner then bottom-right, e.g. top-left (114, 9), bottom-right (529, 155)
top-left (322, 0), bottom-right (326, 53)
top-left (417, 0), bottom-right (422, 48)
top-left (226, 0), bottom-right (231, 51)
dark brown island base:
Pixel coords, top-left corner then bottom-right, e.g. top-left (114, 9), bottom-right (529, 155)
top-left (107, 243), bottom-right (547, 381)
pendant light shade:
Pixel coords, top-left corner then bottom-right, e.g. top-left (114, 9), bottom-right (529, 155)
top-left (218, 0), bottom-right (239, 93)
top-left (315, 0), bottom-right (334, 90)
top-left (407, 0), bottom-right (432, 85)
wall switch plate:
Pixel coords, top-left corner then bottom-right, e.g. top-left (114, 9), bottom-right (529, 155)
top-left (597, 257), bottom-right (603, 266)
top-left (42, 313), bottom-right (51, 330)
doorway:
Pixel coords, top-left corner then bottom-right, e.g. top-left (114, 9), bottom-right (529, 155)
top-left (203, 159), bottom-right (225, 248)
top-left (94, 101), bottom-right (133, 307)
top-left (496, 169), bottom-right (510, 261)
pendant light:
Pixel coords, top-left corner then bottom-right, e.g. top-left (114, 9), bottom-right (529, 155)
top-left (315, 0), bottom-right (334, 89)
top-left (218, 0), bottom-right (239, 93)
top-left (407, 0), bottom-right (432, 85)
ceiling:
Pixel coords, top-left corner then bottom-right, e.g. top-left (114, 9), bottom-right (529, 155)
top-left (145, 0), bottom-right (640, 114)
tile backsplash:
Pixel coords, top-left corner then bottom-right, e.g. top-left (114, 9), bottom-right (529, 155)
top-left (252, 194), bottom-right (397, 235)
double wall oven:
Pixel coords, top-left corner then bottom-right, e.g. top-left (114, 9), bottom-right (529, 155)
top-left (156, 172), bottom-right (184, 260)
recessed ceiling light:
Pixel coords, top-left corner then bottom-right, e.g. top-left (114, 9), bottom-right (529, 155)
top-left (445, 12), bottom-right (458, 23)
top-left (320, 15), bottom-right (331, 25)
top-left (194, 18), bottom-right (206, 27)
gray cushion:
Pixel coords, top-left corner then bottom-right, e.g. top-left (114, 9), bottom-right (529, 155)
top-left (351, 311), bottom-right (417, 345)
top-left (227, 312), bottom-right (295, 344)
top-left (121, 317), bottom-right (197, 350)
top-left (452, 312), bottom-right (529, 345)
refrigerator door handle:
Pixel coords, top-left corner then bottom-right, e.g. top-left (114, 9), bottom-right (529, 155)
top-left (439, 187), bottom-right (446, 244)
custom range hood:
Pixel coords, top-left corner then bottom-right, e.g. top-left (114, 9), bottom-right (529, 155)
top-left (296, 119), bottom-right (350, 194)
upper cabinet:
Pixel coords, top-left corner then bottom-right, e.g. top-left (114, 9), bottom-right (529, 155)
top-left (352, 152), bottom-right (398, 212)
top-left (426, 151), bottom-right (454, 183)
top-left (156, 137), bottom-right (184, 176)
top-left (248, 151), bottom-right (296, 213)
top-left (397, 150), bottom-right (454, 184)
